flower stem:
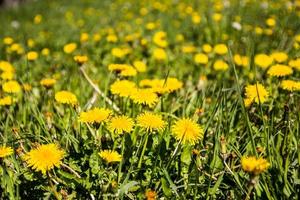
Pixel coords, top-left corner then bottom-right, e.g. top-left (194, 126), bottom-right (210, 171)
top-left (138, 133), bottom-right (149, 169)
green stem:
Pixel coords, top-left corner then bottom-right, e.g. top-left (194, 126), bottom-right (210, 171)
top-left (118, 136), bottom-right (125, 183)
top-left (47, 173), bottom-right (60, 200)
top-left (137, 133), bottom-right (149, 169)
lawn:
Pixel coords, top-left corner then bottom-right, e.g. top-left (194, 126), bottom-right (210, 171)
top-left (0, 0), bottom-right (300, 199)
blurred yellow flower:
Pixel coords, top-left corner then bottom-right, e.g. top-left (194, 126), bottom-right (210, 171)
top-left (202, 44), bottom-right (212, 53)
top-left (213, 60), bottom-right (228, 71)
top-left (40, 78), bottom-right (56, 88)
top-left (254, 54), bottom-right (273, 68)
top-left (3, 37), bottom-right (14, 45)
top-left (153, 48), bottom-right (167, 61)
top-left (2, 80), bottom-right (21, 93)
top-left (267, 64), bottom-right (293, 77)
top-left (271, 52), bottom-right (288, 63)
top-left (27, 51), bottom-right (38, 61)
top-left (74, 55), bottom-right (88, 65)
top-left (137, 112), bottom-right (165, 132)
top-left (234, 54), bottom-right (249, 67)
top-left (181, 45), bottom-right (196, 53)
top-left (24, 143), bottom-right (65, 174)
top-left (194, 53), bottom-right (208, 64)
top-left (153, 31), bottom-right (168, 48)
top-left (80, 32), bottom-right (89, 43)
top-left (241, 156), bottom-right (270, 175)
top-left (1, 71), bottom-right (14, 80)
top-left (63, 43), bottom-right (77, 54)
top-left (99, 150), bottom-right (122, 163)
top-left (41, 48), bottom-right (50, 56)
top-left (213, 44), bottom-right (228, 55)
top-left (55, 91), bottom-right (78, 105)
top-left (34, 14), bottom-right (42, 24)
top-left (0, 96), bottom-right (12, 106)
top-left (110, 80), bottom-right (136, 97)
top-left (79, 108), bottom-right (112, 123)
top-left (266, 18), bottom-right (276, 27)
top-left (0, 146), bottom-right (13, 158)
top-left (171, 118), bottom-right (203, 145)
top-left (133, 61), bottom-right (147, 72)
top-left (281, 80), bottom-right (300, 91)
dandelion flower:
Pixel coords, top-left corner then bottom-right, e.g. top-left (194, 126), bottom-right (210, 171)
top-left (271, 52), bottom-right (288, 63)
top-left (79, 107), bottom-right (112, 123)
top-left (213, 60), bottom-right (229, 71)
top-left (137, 112), bottom-right (165, 132)
top-left (152, 48), bottom-right (167, 61)
top-left (63, 43), bottom-right (77, 54)
top-left (133, 61), bottom-right (147, 72)
top-left (24, 143), bottom-right (65, 174)
top-left (281, 80), bottom-right (300, 91)
top-left (0, 61), bottom-right (15, 72)
top-left (0, 96), bottom-right (12, 106)
top-left (130, 89), bottom-right (158, 107)
top-left (267, 64), bottom-right (293, 77)
top-left (74, 55), bottom-right (88, 65)
top-left (1, 71), bottom-right (14, 80)
top-left (99, 150), bottom-right (122, 163)
top-left (2, 80), bottom-right (21, 93)
top-left (27, 51), bottom-right (38, 61)
top-left (202, 44), bottom-right (212, 53)
top-left (110, 80), bottom-right (136, 97)
top-left (194, 53), bottom-right (208, 65)
top-left (245, 83), bottom-right (268, 104)
top-left (0, 146), bottom-right (13, 158)
top-left (108, 115), bottom-right (134, 134)
top-left (153, 31), bottom-right (168, 48)
top-left (241, 156), bottom-right (270, 175)
top-left (172, 118), bottom-right (203, 145)
top-left (55, 91), bottom-right (78, 105)
top-left (40, 78), bottom-right (56, 88)
top-left (213, 44), bottom-right (228, 55)
top-left (234, 54), bottom-right (249, 67)
top-left (254, 54), bottom-right (273, 68)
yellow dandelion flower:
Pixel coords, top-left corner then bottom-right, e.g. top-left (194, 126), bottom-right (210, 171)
top-left (99, 150), bottom-right (121, 163)
top-left (271, 52), bottom-right (288, 63)
top-left (139, 78), bottom-right (183, 94)
top-left (192, 13), bottom-right (201, 24)
top-left (281, 80), bottom-right (300, 91)
top-left (171, 118), bottom-right (203, 145)
top-left (152, 48), bottom-right (167, 61)
top-left (3, 37), bottom-right (14, 45)
top-left (194, 53), bottom-right (208, 65)
top-left (267, 64), bottom-right (293, 77)
top-left (1, 71), bottom-right (14, 80)
top-left (234, 54), bottom-right (249, 67)
top-left (245, 83), bottom-right (268, 104)
top-left (0, 96), bottom-right (12, 106)
top-left (241, 156), bottom-right (270, 175)
top-left (79, 107), bottom-right (112, 123)
top-left (202, 44), bottom-right (212, 53)
top-left (108, 115), bottom-right (134, 134)
top-left (111, 47), bottom-right (130, 58)
top-left (63, 43), bottom-right (77, 54)
top-left (55, 91), bottom-right (78, 105)
top-left (181, 45), bottom-right (196, 53)
top-left (133, 61), bottom-right (147, 72)
top-left (153, 31), bottom-right (168, 48)
top-left (213, 60), bottom-right (229, 71)
top-left (106, 34), bottom-right (118, 43)
top-left (0, 61), bottom-right (15, 72)
top-left (40, 78), bottom-right (56, 88)
top-left (24, 143), bottom-right (65, 174)
top-left (110, 80), bottom-right (136, 97)
top-left (2, 80), bottom-right (21, 93)
top-left (27, 51), bottom-right (38, 61)
top-left (74, 55), bottom-right (88, 65)
top-left (120, 65), bottom-right (137, 77)
top-left (137, 112), bottom-right (165, 132)
top-left (288, 58), bottom-right (300, 70)
top-left (0, 146), bottom-right (13, 158)
top-left (254, 54), bottom-right (273, 68)
top-left (130, 89), bottom-right (158, 107)
top-left (80, 32), bottom-right (89, 43)
top-left (213, 44), bottom-right (228, 55)
top-left (266, 18), bottom-right (276, 27)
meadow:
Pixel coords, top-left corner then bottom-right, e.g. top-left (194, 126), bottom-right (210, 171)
top-left (0, 0), bottom-right (300, 199)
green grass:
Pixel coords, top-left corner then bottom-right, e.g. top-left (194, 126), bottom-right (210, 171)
top-left (0, 0), bottom-right (300, 199)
